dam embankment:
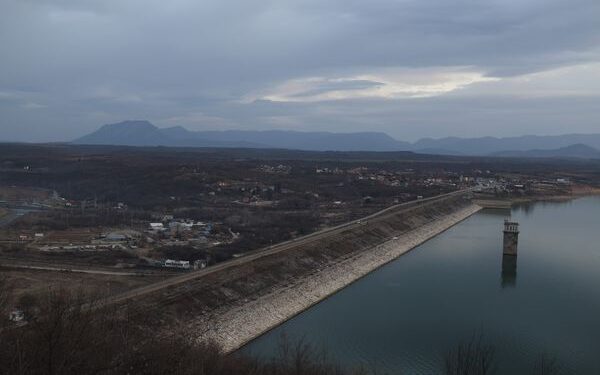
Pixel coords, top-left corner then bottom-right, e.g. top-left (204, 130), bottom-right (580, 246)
top-left (127, 192), bottom-right (481, 352)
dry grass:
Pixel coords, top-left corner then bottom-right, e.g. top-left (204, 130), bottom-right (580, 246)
top-left (571, 184), bottom-right (600, 196)
top-left (1, 267), bottom-right (167, 305)
top-left (0, 185), bottom-right (51, 201)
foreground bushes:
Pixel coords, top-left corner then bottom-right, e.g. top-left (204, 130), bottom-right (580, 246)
top-left (0, 277), bottom-right (561, 375)
top-left (0, 278), bottom-right (359, 375)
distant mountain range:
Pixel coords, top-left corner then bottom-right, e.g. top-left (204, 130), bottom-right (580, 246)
top-left (73, 120), bottom-right (600, 159)
top-left (411, 135), bottom-right (600, 156)
top-left (73, 121), bottom-right (411, 152)
top-left (491, 144), bottom-right (600, 159)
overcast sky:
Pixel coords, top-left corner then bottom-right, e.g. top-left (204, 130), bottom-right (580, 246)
top-left (1, 0), bottom-right (599, 142)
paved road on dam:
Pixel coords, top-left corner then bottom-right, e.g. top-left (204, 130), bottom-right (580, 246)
top-left (103, 189), bottom-right (472, 306)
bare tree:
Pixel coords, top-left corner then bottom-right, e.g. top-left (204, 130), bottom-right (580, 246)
top-left (0, 286), bottom-right (367, 375)
top-left (445, 333), bottom-right (496, 375)
top-left (0, 276), bottom-right (12, 328)
top-left (532, 352), bottom-right (560, 375)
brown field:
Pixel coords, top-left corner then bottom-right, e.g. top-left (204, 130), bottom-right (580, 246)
top-left (35, 228), bottom-right (103, 244)
top-left (571, 184), bottom-right (600, 196)
top-left (1, 266), bottom-right (167, 304)
top-left (0, 185), bottom-right (51, 202)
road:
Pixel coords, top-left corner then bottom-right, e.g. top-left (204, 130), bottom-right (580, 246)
top-left (1, 263), bottom-right (144, 276)
top-left (0, 257), bottom-right (178, 276)
top-left (102, 189), bottom-right (472, 307)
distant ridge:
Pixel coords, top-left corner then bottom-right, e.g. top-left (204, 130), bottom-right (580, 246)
top-left (75, 120), bottom-right (165, 146)
top-left (491, 144), bottom-right (600, 159)
top-left (73, 120), bottom-right (600, 157)
top-left (412, 134), bottom-right (600, 155)
top-left (73, 121), bottom-right (411, 151)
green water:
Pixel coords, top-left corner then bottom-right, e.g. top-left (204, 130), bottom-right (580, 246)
top-left (244, 197), bottom-right (600, 374)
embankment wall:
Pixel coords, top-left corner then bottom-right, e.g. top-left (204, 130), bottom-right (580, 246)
top-left (132, 194), bottom-right (481, 352)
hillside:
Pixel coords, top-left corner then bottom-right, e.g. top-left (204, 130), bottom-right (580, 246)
top-left (74, 121), bottom-right (410, 151)
top-left (74, 120), bottom-right (600, 156)
top-left (492, 144), bottom-right (600, 159)
top-left (413, 134), bottom-right (600, 155)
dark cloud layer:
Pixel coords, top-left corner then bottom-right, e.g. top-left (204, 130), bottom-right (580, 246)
top-left (0, 0), bottom-right (599, 141)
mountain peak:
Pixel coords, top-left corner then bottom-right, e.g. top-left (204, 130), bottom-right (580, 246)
top-left (561, 143), bottom-right (597, 151)
top-left (74, 120), bottom-right (164, 146)
top-left (492, 143), bottom-right (600, 159)
top-left (100, 120), bottom-right (157, 131)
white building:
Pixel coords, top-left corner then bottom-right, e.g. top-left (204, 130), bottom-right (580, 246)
top-left (149, 223), bottom-right (165, 231)
top-left (163, 259), bottom-right (190, 269)
top-left (9, 309), bottom-right (24, 322)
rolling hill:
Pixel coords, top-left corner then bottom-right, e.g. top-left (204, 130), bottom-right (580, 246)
top-left (73, 121), bottom-right (411, 151)
top-left (73, 120), bottom-right (600, 158)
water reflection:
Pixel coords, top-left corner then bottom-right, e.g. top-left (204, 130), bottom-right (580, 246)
top-left (513, 201), bottom-right (535, 216)
top-left (477, 208), bottom-right (511, 217)
top-left (501, 254), bottom-right (517, 288)
top-left (513, 198), bottom-right (576, 217)
top-left (246, 197), bottom-right (600, 374)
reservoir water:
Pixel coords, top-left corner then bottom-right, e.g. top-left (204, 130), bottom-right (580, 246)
top-left (244, 197), bottom-right (600, 374)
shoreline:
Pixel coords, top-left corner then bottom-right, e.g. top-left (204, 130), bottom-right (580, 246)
top-left (196, 204), bottom-right (482, 353)
top-left (480, 185), bottom-right (600, 206)
top-left (509, 192), bottom-right (600, 204)
top-left (474, 190), bottom-right (600, 209)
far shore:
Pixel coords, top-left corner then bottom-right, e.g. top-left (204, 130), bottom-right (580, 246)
top-left (475, 184), bottom-right (600, 208)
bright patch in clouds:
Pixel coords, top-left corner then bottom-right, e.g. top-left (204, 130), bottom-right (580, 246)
top-left (254, 68), bottom-right (499, 102)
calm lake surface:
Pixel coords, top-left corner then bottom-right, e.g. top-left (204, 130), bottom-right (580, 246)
top-left (244, 197), bottom-right (600, 374)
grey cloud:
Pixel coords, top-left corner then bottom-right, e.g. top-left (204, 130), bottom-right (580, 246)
top-left (0, 0), bottom-right (599, 141)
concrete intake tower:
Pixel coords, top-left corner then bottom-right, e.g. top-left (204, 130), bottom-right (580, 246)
top-left (503, 219), bottom-right (519, 256)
